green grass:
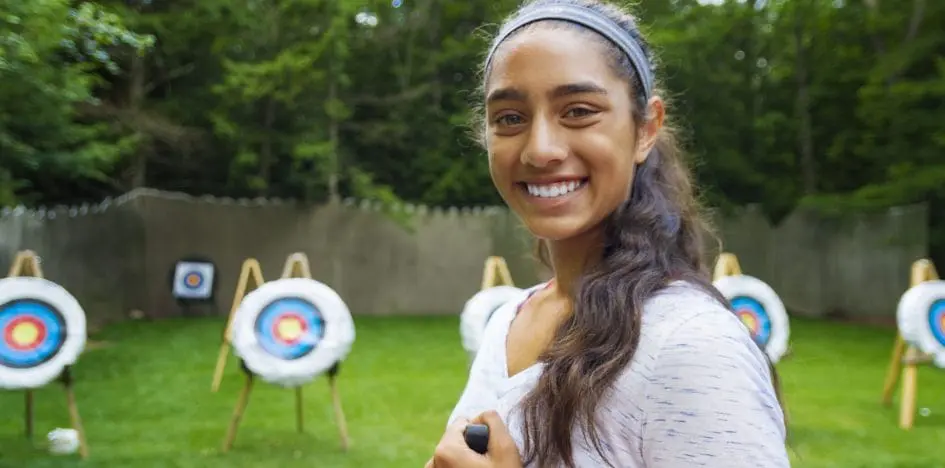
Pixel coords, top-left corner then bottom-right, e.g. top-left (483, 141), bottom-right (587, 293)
top-left (1, 315), bottom-right (944, 467)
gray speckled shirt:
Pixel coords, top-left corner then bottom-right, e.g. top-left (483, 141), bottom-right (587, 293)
top-left (448, 281), bottom-right (790, 467)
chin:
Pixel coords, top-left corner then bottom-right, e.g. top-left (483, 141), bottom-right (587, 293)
top-left (519, 215), bottom-right (596, 243)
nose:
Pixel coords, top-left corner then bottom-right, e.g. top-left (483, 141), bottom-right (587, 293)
top-left (521, 118), bottom-right (567, 168)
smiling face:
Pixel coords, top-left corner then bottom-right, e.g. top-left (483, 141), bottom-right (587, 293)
top-left (484, 25), bottom-right (661, 242)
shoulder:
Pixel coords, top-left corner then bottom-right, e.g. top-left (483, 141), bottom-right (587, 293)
top-left (627, 281), bottom-right (789, 466)
top-left (636, 281), bottom-right (777, 393)
top-left (633, 281), bottom-right (760, 359)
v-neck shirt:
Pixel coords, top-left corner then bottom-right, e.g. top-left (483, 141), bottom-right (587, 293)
top-left (447, 280), bottom-right (789, 467)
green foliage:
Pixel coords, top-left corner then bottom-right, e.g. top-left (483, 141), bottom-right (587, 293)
top-left (1, 0), bottom-right (943, 256)
top-left (0, 0), bottom-right (152, 199)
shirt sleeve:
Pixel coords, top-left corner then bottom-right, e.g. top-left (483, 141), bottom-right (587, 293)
top-left (640, 310), bottom-right (790, 467)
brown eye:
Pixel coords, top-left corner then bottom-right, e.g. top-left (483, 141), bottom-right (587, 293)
top-left (495, 114), bottom-right (525, 126)
top-left (564, 107), bottom-right (597, 118)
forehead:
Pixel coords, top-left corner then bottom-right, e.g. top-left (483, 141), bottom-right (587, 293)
top-left (486, 26), bottom-right (620, 96)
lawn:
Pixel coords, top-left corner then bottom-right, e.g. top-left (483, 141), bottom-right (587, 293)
top-left (1, 315), bottom-right (943, 467)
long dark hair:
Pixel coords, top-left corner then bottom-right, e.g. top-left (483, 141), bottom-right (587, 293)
top-left (474, 1), bottom-right (785, 467)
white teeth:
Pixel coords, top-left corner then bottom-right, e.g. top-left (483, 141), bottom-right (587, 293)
top-left (525, 180), bottom-right (586, 198)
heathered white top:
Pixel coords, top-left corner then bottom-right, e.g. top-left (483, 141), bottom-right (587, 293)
top-left (448, 281), bottom-right (790, 467)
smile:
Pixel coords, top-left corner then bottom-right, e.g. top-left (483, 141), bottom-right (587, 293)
top-left (518, 178), bottom-right (588, 199)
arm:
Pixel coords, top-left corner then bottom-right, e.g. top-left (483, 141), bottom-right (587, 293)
top-left (641, 311), bottom-right (789, 467)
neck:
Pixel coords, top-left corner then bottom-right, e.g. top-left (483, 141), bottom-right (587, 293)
top-left (546, 226), bottom-right (605, 299)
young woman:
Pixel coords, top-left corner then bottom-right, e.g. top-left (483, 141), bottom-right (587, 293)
top-left (427, 0), bottom-right (789, 467)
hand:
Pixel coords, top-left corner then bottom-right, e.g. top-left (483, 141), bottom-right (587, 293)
top-left (424, 410), bottom-right (523, 468)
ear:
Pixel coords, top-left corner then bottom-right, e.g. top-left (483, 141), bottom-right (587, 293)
top-left (634, 97), bottom-right (665, 164)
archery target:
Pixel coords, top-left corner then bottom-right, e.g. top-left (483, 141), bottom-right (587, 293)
top-left (172, 261), bottom-right (214, 300)
top-left (460, 286), bottom-right (524, 358)
top-left (896, 280), bottom-right (945, 368)
top-left (713, 274), bottom-right (790, 363)
top-left (230, 278), bottom-right (355, 387)
top-left (0, 277), bottom-right (86, 390)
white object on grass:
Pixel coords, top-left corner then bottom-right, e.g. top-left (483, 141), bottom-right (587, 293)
top-left (48, 428), bottom-right (80, 455)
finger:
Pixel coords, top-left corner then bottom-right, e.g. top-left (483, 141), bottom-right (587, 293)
top-left (423, 457), bottom-right (435, 468)
top-left (445, 417), bottom-right (470, 438)
top-left (473, 410), bottom-right (518, 456)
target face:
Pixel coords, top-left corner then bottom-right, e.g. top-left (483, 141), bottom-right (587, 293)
top-left (898, 281), bottom-right (945, 368)
top-left (230, 278), bottom-right (356, 387)
top-left (731, 296), bottom-right (772, 346)
top-left (0, 300), bottom-right (66, 368)
top-left (184, 272), bottom-right (204, 289)
top-left (0, 277), bottom-right (86, 390)
top-left (712, 274), bottom-right (790, 363)
top-left (254, 297), bottom-right (325, 360)
top-left (460, 285), bottom-right (525, 359)
top-left (172, 261), bottom-right (215, 300)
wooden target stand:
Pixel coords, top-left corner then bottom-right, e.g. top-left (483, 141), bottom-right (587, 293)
top-left (213, 253), bottom-right (350, 453)
top-left (210, 257), bottom-right (264, 393)
top-left (481, 256), bottom-right (515, 290)
top-left (712, 252), bottom-right (743, 282)
top-left (881, 258), bottom-right (938, 430)
top-left (712, 252), bottom-right (793, 360)
top-left (5, 250), bottom-right (89, 459)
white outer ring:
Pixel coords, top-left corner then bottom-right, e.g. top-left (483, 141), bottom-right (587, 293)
top-left (896, 280), bottom-right (945, 368)
top-left (0, 277), bottom-right (87, 390)
top-left (460, 286), bottom-right (524, 357)
top-left (712, 274), bottom-right (790, 363)
top-left (230, 278), bottom-right (355, 387)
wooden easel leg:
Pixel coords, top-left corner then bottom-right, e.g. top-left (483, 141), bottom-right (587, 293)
top-left (25, 390), bottom-right (33, 439)
top-left (882, 335), bottom-right (905, 405)
top-left (211, 342), bottom-right (231, 392)
top-left (329, 375), bottom-right (350, 451)
top-left (898, 347), bottom-right (918, 430)
top-left (222, 372), bottom-right (254, 452)
top-left (295, 387), bottom-right (304, 433)
top-left (60, 368), bottom-right (89, 459)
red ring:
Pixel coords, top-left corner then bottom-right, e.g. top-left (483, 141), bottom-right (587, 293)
top-left (3, 315), bottom-right (47, 351)
top-left (271, 312), bottom-right (308, 344)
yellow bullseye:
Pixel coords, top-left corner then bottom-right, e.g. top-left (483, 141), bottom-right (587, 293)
top-left (738, 312), bottom-right (759, 334)
top-left (11, 322), bottom-right (40, 347)
top-left (276, 316), bottom-right (304, 342)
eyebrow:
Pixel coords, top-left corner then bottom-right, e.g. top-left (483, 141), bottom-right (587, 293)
top-left (486, 81), bottom-right (608, 105)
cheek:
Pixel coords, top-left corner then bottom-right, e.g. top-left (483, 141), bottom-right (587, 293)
top-left (581, 136), bottom-right (636, 191)
top-left (487, 149), bottom-right (515, 193)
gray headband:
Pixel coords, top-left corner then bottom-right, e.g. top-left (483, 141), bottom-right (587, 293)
top-left (485, 4), bottom-right (654, 100)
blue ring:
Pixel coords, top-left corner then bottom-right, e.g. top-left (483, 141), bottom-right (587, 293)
top-left (253, 297), bottom-right (325, 360)
top-left (730, 296), bottom-right (772, 346)
top-left (928, 299), bottom-right (945, 347)
top-left (0, 299), bottom-right (67, 369)
top-left (182, 271), bottom-right (204, 290)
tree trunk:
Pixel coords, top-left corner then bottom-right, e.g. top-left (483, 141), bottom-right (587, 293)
top-left (794, 1), bottom-right (816, 195)
top-left (129, 52), bottom-right (147, 189)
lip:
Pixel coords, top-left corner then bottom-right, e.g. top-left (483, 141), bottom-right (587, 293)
top-left (517, 175), bottom-right (588, 184)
